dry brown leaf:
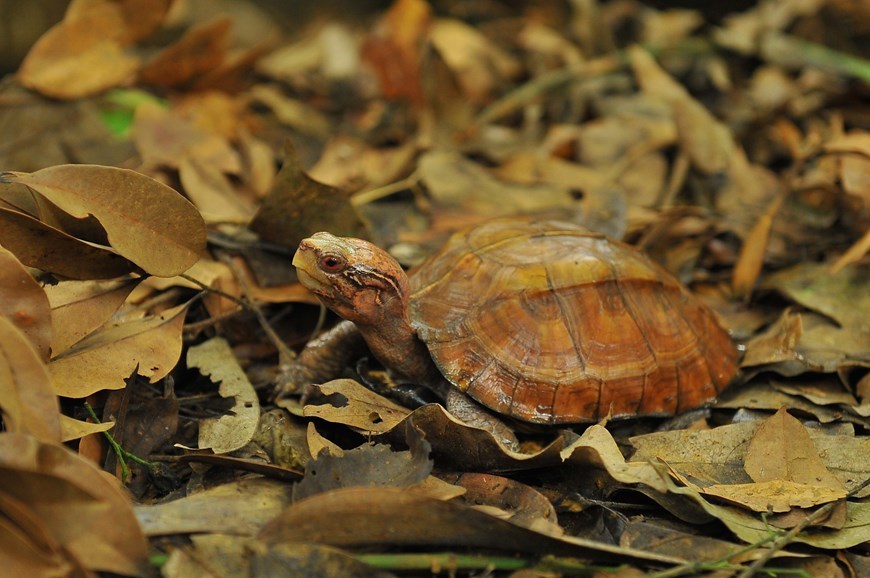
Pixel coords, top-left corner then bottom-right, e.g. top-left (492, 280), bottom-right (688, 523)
top-left (667, 471), bottom-right (846, 513)
top-left (382, 404), bottom-right (566, 472)
top-left (303, 379), bottom-right (412, 434)
top-left (448, 472), bottom-right (559, 529)
top-left (249, 140), bottom-right (369, 251)
top-left (744, 408), bottom-right (847, 490)
top-left (762, 262), bottom-right (870, 328)
top-left (0, 206), bottom-right (139, 280)
top-left (258, 486), bottom-right (682, 566)
top-left (306, 422), bottom-right (344, 459)
top-left (178, 157), bottom-right (254, 224)
top-left (430, 18), bottom-right (522, 103)
top-left (133, 101), bottom-right (242, 174)
top-left (732, 192), bottom-right (786, 298)
top-left (247, 84), bottom-right (331, 138)
top-left (45, 279), bottom-right (138, 356)
top-left (18, 16), bottom-right (139, 99)
top-left (361, 0), bottom-right (431, 104)
top-left (0, 245), bottom-right (51, 360)
top-left (418, 150), bottom-right (579, 217)
top-left (134, 478), bottom-right (293, 537)
top-left (292, 440), bottom-right (433, 502)
top-left (309, 135), bottom-right (418, 191)
top-left (59, 414), bottom-right (113, 443)
top-left (0, 433), bottom-right (149, 576)
top-left (48, 302), bottom-right (188, 398)
top-left (0, 318), bottom-right (61, 443)
top-left (187, 337), bottom-right (260, 454)
top-left (830, 229), bottom-right (870, 273)
top-left (741, 308), bottom-right (803, 368)
top-left (1, 165), bottom-right (206, 277)
top-left (562, 425), bottom-right (668, 492)
top-left (138, 17), bottom-right (232, 88)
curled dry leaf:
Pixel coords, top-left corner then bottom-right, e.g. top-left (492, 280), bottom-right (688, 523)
top-left (0, 207), bottom-right (139, 280)
top-left (382, 404), bottom-right (566, 472)
top-left (0, 245), bottom-right (51, 360)
top-left (0, 433), bottom-right (149, 576)
top-left (187, 337), bottom-right (260, 454)
top-left (48, 302), bottom-right (189, 398)
top-left (561, 425), bottom-right (668, 493)
top-left (0, 165), bottom-right (206, 277)
top-left (0, 318), bottom-right (61, 443)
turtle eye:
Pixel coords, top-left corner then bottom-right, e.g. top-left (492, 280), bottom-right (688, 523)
top-left (318, 253), bottom-right (347, 273)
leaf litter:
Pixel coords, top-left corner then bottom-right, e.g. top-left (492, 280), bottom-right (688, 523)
top-left (0, 0), bottom-right (868, 576)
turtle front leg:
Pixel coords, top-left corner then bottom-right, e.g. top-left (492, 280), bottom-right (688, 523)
top-left (442, 386), bottom-right (520, 452)
top-left (275, 320), bottom-right (367, 396)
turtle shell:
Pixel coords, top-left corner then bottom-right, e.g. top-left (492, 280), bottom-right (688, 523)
top-left (408, 219), bottom-right (738, 424)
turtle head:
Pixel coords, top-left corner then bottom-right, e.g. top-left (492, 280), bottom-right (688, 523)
top-left (293, 233), bottom-right (411, 327)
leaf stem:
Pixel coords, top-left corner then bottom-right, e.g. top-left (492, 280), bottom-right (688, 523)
top-left (83, 402), bottom-right (154, 483)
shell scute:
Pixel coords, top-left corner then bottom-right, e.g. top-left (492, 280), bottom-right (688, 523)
top-left (409, 219), bottom-right (738, 423)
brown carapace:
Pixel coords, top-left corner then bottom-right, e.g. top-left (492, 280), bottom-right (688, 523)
top-left (294, 218), bottom-right (738, 425)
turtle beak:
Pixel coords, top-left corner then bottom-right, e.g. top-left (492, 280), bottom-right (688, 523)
top-left (293, 239), bottom-right (328, 293)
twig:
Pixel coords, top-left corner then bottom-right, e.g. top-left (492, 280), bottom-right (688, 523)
top-left (214, 255), bottom-right (296, 361)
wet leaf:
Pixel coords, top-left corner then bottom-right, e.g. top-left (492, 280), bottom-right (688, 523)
top-left (1, 165), bottom-right (206, 277)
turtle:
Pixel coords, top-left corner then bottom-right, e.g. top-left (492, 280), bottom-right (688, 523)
top-left (290, 218), bottom-right (738, 445)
